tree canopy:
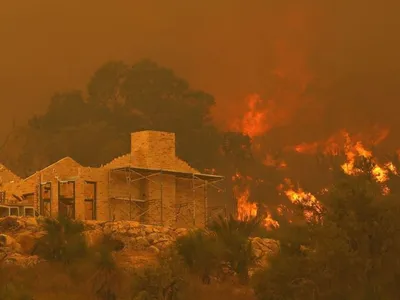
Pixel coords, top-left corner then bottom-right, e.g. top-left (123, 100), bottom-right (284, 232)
top-left (0, 59), bottom-right (290, 213)
top-left (1, 60), bottom-right (223, 176)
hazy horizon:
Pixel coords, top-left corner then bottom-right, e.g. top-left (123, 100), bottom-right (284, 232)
top-left (1, 0), bottom-right (400, 150)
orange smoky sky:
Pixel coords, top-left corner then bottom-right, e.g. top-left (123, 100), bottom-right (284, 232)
top-left (1, 0), bottom-right (400, 149)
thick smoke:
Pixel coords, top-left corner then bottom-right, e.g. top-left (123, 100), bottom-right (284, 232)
top-left (1, 1), bottom-right (400, 195)
top-left (1, 0), bottom-right (400, 143)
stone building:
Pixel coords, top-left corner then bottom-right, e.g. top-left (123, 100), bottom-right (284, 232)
top-left (0, 131), bottom-right (224, 227)
top-left (0, 164), bottom-right (29, 217)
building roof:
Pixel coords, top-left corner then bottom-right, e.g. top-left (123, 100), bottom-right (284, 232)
top-left (104, 154), bottom-right (223, 181)
top-left (0, 163), bottom-right (21, 184)
top-left (24, 157), bottom-right (82, 181)
top-left (103, 153), bottom-right (199, 173)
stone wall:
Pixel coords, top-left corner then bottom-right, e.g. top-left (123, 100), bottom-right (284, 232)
top-left (0, 130), bottom-right (221, 227)
top-left (130, 131), bottom-right (176, 170)
top-left (0, 217), bottom-right (279, 269)
top-left (175, 177), bottom-right (207, 228)
top-left (15, 157), bottom-right (111, 221)
top-left (95, 220), bottom-right (188, 253)
top-left (108, 170), bottom-right (148, 222)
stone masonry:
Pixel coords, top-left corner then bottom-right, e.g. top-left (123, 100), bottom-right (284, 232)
top-left (0, 131), bottom-right (224, 228)
top-left (0, 216), bottom-right (279, 270)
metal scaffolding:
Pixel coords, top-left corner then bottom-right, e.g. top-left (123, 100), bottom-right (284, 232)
top-left (108, 166), bottom-right (225, 227)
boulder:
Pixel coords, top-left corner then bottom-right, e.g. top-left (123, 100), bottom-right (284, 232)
top-left (148, 245), bottom-right (160, 254)
top-left (251, 237), bottom-right (279, 268)
top-left (24, 217), bottom-right (38, 229)
top-left (0, 216), bottom-right (23, 231)
top-left (0, 234), bottom-right (21, 252)
top-left (175, 228), bottom-right (188, 236)
top-left (128, 221), bottom-right (140, 228)
top-left (83, 220), bottom-right (99, 230)
top-left (3, 253), bottom-right (40, 267)
top-left (15, 231), bottom-right (37, 255)
top-left (159, 227), bottom-right (170, 234)
top-left (127, 228), bottom-right (141, 237)
top-left (146, 232), bottom-right (160, 244)
top-left (144, 226), bottom-right (154, 234)
top-left (83, 229), bottom-right (104, 248)
top-left (135, 236), bottom-right (150, 249)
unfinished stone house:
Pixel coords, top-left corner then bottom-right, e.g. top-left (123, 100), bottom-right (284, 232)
top-left (0, 131), bottom-right (225, 228)
top-left (0, 164), bottom-right (30, 217)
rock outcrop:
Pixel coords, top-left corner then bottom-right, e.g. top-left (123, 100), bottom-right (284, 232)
top-left (0, 216), bottom-right (279, 269)
top-left (250, 237), bottom-right (280, 271)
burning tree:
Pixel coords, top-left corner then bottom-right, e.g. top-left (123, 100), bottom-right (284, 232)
top-left (253, 158), bottom-right (400, 299)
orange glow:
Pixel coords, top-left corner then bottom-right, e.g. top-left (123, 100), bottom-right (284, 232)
top-left (236, 188), bottom-right (258, 220)
top-left (293, 129), bottom-right (397, 195)
top-left (232, 172), bottom-right (258, 220)
top-left (228, 80), bottom-right (395, 225)
top-left (339, 133), bottom-right (395, 187)
top-left (263, 153), bottom-right (287, 169)
top-left (279, 179), bottom-right (319, 206)
top-left (204, 168), bottom-right (217, 175)
top-left (230, 94), bottom-right (270, 138)
top-left (264, 212), bottom-right (280, 228)
top-left (232, 171), bottom-right (279, 228)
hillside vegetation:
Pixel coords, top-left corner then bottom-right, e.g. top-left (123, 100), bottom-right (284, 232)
top-left (2, 159), bottom-right (400, 299)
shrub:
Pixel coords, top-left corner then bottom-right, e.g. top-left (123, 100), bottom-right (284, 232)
top-left (175, 229), bottom-right (222, 284)
top-left (130, 250), bottom-right (188, 300)
top-left (34, 216), bottom-right (87, 264)
top-left (209, 215), bottom-right (262, 283)
top-left (89, 234), bottom-right (122, 300)
top-left (0, 262), bottom-right (33, 300)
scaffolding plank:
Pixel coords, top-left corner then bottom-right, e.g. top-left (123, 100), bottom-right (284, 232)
top-left (110, 166), bottom-right (224, 182)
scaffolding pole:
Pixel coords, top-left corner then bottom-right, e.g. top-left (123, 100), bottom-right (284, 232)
top-left (108, 170), bottom-right (112, 221)
top-left (204, 180), bottom-right (208, 226)
top-left (108, 167), bottom-right (225, 227)
top-left (192, 174), bottom-right (196, 226)
top-left (108, 167), bottom-right (164, 225)
top-left (160, 170), bottom-right (163, 226)
top-left (191, 175), bottom-right (225, 227)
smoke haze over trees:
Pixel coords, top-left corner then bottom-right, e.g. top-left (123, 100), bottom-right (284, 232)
top-left (1, 0), bottom-right (400, 225)
top-left (1, 0), bottom-right (400, 146)
top-left (1, 56), bottom-right (400, 220)
top-left (1, 60), bottom-right (220, 173)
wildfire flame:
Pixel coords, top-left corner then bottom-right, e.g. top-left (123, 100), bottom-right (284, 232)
top-left (232, 172), bottom-right (257, 220)
top-left (278, 178), bottom-right (322, 221)
top-left (229, 88), bottom-right (397, 228)
top-left (293, 129), bottom-right (397, 194)
top-left (230, 94), bottom-right (270, 138)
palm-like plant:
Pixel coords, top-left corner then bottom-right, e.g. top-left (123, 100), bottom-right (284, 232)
top-left (89, 234), bottom-right (122, 300)
top-left (175, 230), bottom-right (222, 284)
top-left (209, 214), bottom-right (262, 240)
top-left (130, 252), bottom-right (187, 300)
top-left (209, 214), bottom-right (263, 283)
top-left (34, 216), bottom-right (87, 264)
